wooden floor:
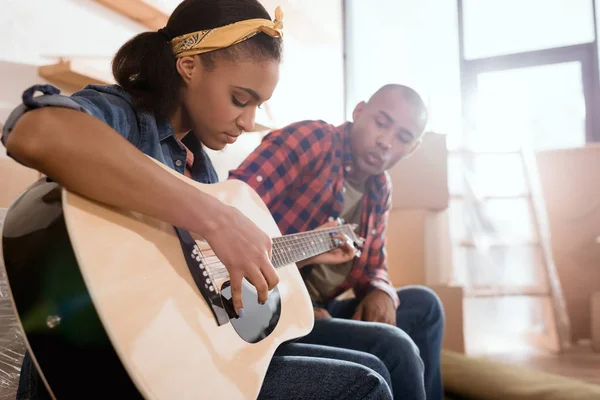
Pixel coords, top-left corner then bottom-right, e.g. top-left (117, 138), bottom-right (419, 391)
top-left (464, 297), bottom-right (600, 386)
top-left (478, 343), bottom-right (600, 386)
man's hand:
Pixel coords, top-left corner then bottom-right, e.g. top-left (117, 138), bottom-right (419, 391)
top-left (352, 289), bottom-right (397, 326)
top-left (297, 220), bottom-right (357, 268)
top-left (314, 307), bottom-right (332, 319)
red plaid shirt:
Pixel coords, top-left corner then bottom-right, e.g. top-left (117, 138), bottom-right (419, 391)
top-left (228, 120), bottom-right (399, 307)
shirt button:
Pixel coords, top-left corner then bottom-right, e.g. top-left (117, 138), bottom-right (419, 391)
top-left (371, 229), bottom-right (377, 235)
top-left (256, 175), bottom-right (263, 182)
top-left (345, 165), bottom-right (352, 172)
top-left (175, 159), bottom-right (183, 167)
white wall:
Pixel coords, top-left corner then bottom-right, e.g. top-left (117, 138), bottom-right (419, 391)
top-left (260, 0), bottom-right (345, 127)
top-left (0, 0), bottom-right (345, 162)
top-left (345, 0), bottom-right (462, 147)
top-left (0, 0), bottom-right (345, 124)
top-left (0, 0), bottom-right (142, 65)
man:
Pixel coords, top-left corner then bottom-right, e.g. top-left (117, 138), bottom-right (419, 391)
top-left (229, 84), bottom-right (445, 399)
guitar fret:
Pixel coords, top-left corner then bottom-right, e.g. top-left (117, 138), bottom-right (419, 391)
top-left (271, 224), bottom-right (359, 268)
top-left (286, 236), bottom-right (296, 264)
top-left (273, 250), bottom-right (283, 268)
top-left (300, 235), bottom-right (308, 259)
top-left (280, 237), bottom-right (290, 266)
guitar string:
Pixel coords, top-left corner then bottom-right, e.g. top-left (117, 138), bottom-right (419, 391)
top-left (205, 227), bottom-right (346, 266)
top-left (199, 229), bottom-right (350, 280)
top-left (195, 224), bottom-right (356, 268)
top-left (201, 227), bottom-right (348, 268)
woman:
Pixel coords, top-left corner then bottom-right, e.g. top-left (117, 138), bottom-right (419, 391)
top-left (3, 0), bottom-right (393, 399)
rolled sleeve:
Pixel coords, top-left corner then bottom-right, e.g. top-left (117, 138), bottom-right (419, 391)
top-left (2, 84), bottom-right (138, 151)
top-left (2, 84), bottom-right (90, 147)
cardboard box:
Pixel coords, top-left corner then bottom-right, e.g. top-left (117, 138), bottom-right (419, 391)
top-left (430, 284), bottom-right (465, 353)
top-left (592, 291), bottom-right (600, 353)
top-left (536, 145), bottom-right (600, 342)
top-left (386, 209), bottom-right (453, 287)
top-left (384, 207), bottom-right (463, 352)
top-left (388, 132), bottom-right (449, 210)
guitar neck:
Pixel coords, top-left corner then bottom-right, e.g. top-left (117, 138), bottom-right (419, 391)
top-left (271, 224), bottom-right (357, 268)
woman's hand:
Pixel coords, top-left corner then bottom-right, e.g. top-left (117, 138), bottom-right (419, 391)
top-left (204, 203), bottom-right (278, 316)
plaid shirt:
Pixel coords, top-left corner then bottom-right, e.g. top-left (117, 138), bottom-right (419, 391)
top-left (228, 120), bottom-right (399, 307)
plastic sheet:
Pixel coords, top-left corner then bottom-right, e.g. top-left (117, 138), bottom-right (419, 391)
top-left (0, 208), bottom-right (26, 400)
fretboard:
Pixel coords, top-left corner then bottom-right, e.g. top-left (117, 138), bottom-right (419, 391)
top-left (271, 224), bottom-right (358, 268)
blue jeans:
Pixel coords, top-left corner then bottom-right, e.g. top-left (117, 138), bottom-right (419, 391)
top-left (18, 343), bottom-right (392, 400)
top-left (263, 342), bottom-right (393, 399)
top-left (299, 285), bottom-right (445, 400)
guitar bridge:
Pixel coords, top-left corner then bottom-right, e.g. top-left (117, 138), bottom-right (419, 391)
top-left (173, 227), bottom-right (231, 326)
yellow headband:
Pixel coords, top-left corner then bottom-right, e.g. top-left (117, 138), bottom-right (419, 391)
top-left (170, 6), bottom-right (283, 58)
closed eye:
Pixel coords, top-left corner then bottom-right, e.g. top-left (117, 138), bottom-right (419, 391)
top-left (397, 135), bottom-right (410, 144)
top-left (232, 96), bottom-right (250, 108)
top-left (375, 119), bottom-right (389, 129)
top-left (396, 131), bottom-right (414, 144)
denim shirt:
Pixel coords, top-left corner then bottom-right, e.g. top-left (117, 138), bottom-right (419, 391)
top-left (1, 84), bottom-right (219, 185)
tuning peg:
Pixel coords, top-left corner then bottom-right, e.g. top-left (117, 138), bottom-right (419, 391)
top-left (354, 237), bottom-right (365, 248)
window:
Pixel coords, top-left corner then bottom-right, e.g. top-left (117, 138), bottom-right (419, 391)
top-left (463, 0), bottom-right (595, 59)
top-left (345, 0), bottom-right (462, 145)
top-left (472, 62), bottom-right (587, 152)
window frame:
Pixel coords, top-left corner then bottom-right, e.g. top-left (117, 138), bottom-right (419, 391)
top-left (457, 0), bottom-right (600, 145)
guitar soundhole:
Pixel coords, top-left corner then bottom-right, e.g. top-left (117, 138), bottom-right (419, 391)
top-left (220, 279), bottom-right (281, 344)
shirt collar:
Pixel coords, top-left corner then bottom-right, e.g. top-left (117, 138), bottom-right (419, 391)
top-left (340, 121), bottom-right (354, 167)
top-left (155, 115), bottom-right (176, 142)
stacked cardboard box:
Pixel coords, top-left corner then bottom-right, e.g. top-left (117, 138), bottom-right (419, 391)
top-left (386, 132), bottom-right (464, 353)
top-left (536, 144), bottom-right (600, 345)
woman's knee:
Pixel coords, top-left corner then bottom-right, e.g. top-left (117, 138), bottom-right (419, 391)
top-left (261, 356), bottom-right (392, 400)
top-left (351, 364), bottom-right (393, 400)
top-left (351, 350), bottom-right (392, 387)
top-left (276, 342), bottom-right (392, 388)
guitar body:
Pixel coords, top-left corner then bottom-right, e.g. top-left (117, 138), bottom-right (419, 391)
top-left (1, 161), bottom-right (314, 399)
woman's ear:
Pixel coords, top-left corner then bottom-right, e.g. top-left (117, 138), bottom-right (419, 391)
top-left (176, 56), bottom-right (202, 84)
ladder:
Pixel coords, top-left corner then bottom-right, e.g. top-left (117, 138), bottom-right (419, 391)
top-left (450, 147), bottom-right (571, 354)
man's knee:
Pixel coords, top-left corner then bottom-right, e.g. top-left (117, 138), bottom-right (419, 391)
top-left (372, 323), bottom-right (423, 367)
top-left (398, 285), bottom-right (445, 327)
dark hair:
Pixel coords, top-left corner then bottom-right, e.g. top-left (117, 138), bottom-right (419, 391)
top-left (111, 0), bottom-right (283, 118)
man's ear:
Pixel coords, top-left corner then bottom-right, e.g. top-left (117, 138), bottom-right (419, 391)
top-left (352, 101), bottom-right (366, 122)
top-left (176, 56), bottom-right (201, 84)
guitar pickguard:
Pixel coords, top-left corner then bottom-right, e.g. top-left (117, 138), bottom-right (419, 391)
top-left (173, 227), bottom-right (282, 342)
top-left (221, 280), bottom-right (281, 344)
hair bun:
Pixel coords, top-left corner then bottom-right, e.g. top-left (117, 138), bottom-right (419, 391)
top-left (157, 27), bottom-right (172, 42)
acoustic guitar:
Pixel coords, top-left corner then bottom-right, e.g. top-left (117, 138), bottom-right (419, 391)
top-left (1, 158), bottom-right (362, 399)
